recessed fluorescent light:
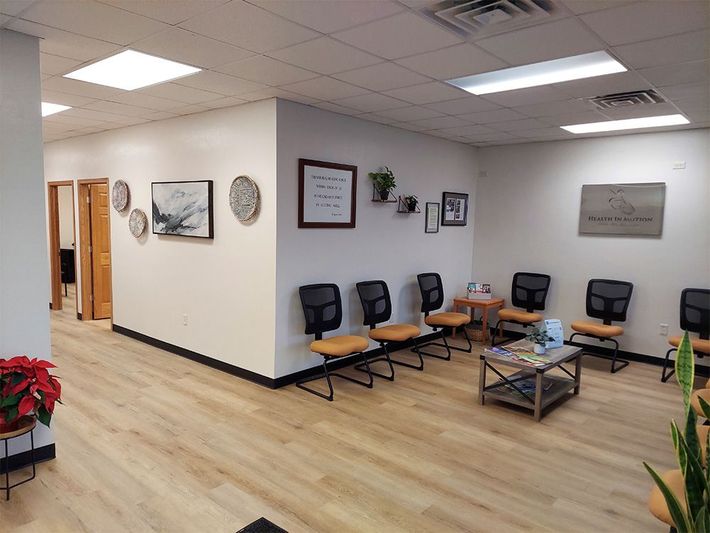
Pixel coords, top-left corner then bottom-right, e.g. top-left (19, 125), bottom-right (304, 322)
top-left (41, 102), bottom-right (72, 117)
top-left (447, 51), bottom-right (626, 95)
top-left (64, 50), bottom-right (201, 91)
top-left (561, 114), bottom-right (690, 134)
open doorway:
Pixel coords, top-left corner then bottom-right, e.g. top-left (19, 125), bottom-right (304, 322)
top-left (47, 181), bottom-right (77, 313)
top-left (77, 178), bottom-right (113, 322)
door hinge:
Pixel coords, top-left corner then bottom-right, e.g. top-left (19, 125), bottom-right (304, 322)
top-left (88, 245), bottom-right (92, 253)
top-left (89, 294), bottom-right (94, 302)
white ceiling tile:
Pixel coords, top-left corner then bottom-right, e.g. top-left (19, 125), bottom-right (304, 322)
top-left (132, 28), bottom-right (254, 69)
top-left (613, 30), bottom-right (710, 69)
top-left (332, 12), bottom-right (462, 60)
top-left (281, 76), bottom-right (369, 100)
top-left (464, 131), bottom-right (517, 143)
top-left (267, 37), bottom-right (382, 75)
top-left (393, 121), bottom-right (430, 132)
top-left (169, 104), bottom-right (210, 116)
top-left (138, 82), bottom-right (223, 104)
top-left (98, 0), bottom-right (229, 25)
top-left (0, 13), bottom-right (9, 25)
top-left (312, 101), bottom-right (363, 115)
top-left (434, 124), bottom-right (496, 137)
top-left (215, 56), bottom-right (318, 86)
top-left (598, 102), bottom-right (681, 120)
top-left (249, 0), bottom-right (404, 33)
top-left (554, 71), bottom-right (651, 99)
top-left (107, 91), bottom-right (183, 111)
top-left (639, 60), bottom-right (710, 88)
top-left (41, 90), bottom-right (96, 108)
top-left (83, 100), bottom-right (157, 117)
top-left (354, 112), bottom-right (398, 125)
top-left (656, 82), bottom-right (709, 102)
top-left (395, 43), bottom-right (507, 80)
top-left (512, 98), bottom-right (597, 117)
top-left (685, 109), bottom-right (710, 123)
top-left (580, 1), bottom-right (710, 46)
top-left (19, 0), bottom-right (168, 45)
top-left (383, 81), bottom-right (465, 104)
top-left (407, 116), bottom-right (470, 130)
top-left (487, 117), bottom-right (549, 132)
top-left (516, 127), bottom-right (574, 139)
top-left (560, 0), bottom-right (636, 15)
top-left (0, 0), bottom-right (38, 17)
top-left (39, 52), bottom-right (82, 76)
top-left (173, 71), bottom-right (267, 96)
top-left (7, 19), bottom-right (121, 61)
top-left (238, 87), bottom-right (320, 104)
top-left (375, 105), bottom-right (444, 122)
top-left (540, 110), bottom-right (610, 126)
top-left (142, 110), bottom-right (180, 121)
top-left (457, 108), bottom-right (526, 124)
top-left (332, 62), bottom-right (430, 91)
top-left (42, 76), bottom-right (124, 99)
top-left (180, 1), bottom-right (319, 53)
top-left (331, 92), bottom-right (409, 113)
top-left (199, 96), bottom-right (249, 109)
top-left (475, 18), bottom-right (604, 66)
top-left (43, 114), bottom-right (106, 128)
top-left (61, 107), bottom-right (125, 123)
top-left (480, 86), bottom-right (569, 107)
top-left (424, 95), bottom-right (500, 115)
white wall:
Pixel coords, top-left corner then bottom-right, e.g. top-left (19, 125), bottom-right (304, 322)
top-left (0, 30), bottom-right (54, 454)
top-left (473, 129), bottom-right (710, 358)
top-left (275, 100), bottom-right (478, 377)
top-left (57, 185), bottom-right (74, 249)
top-left (44, 99), bottom-right (278, 377)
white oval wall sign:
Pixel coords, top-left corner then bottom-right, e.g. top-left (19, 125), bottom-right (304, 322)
top-left (229, 175), bottom-right (260, 222)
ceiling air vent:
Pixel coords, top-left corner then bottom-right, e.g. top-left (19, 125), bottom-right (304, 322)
top-left (589, 89), bottom-right (666, 111)
top-left (421, 0), bottom-right (557, 38)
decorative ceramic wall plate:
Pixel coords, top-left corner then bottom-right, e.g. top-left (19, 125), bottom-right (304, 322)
top-left (229, 175), bottom-right (260, 222)
top-left (129, 208), bottom-right (147, 238)
top-left (112, 179), bottom-right (129, 212)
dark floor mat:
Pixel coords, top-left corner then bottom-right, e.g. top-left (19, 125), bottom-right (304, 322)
top-left (237, 517), bottom-right (288, 533)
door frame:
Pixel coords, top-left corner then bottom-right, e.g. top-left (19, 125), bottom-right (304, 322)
top-left (77, 178), bottom-right (112, 322)
top-left (47, 180), bottom-right (77, 312)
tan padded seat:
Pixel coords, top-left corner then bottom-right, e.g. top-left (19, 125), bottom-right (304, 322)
top-left (648, 469), bottom-right (685, 527)
top-left (498, 308), bottom-right (543, 324)
top-left (425, 312), bottom-right (471, 328)
top-left (369, 324), bottom-right (421, 342)
top-left (310, 335), bottom-right (369, 357)
top-left (571, 320), bottom-right (624, 338)
top-left (669, 335), bottom-right (710, 355)
top-left (691, 388), bottom-right (710, 417)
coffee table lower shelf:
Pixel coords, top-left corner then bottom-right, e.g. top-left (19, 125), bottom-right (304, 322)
top-left (482, 371), bottom-right (576, 411)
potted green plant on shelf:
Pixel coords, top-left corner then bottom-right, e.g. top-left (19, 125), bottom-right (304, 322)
top-left (644, 332), bottom-right (710, 532)
top-left (525, 327), bottom-right (554, 355)
top-left (369, 166), bottom-right (396, 201)
top-left (0, 355), bottom-right (62, 433)
top-left (404, 195), bottom-right (419, 212)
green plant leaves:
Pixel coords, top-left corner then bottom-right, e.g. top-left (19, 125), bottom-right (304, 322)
top-left (645, 462), bottom-right (692, 532)
top-left (676, 331), bottom-right (695, 416)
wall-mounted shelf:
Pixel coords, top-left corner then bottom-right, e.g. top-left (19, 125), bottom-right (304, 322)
top-left (397, 196), bottom-right (420, 214)
top-left (371, 185), bottom-right (397, 203)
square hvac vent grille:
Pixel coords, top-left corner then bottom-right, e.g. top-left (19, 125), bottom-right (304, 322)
top-left (589, 89), bottom-right (666, 110)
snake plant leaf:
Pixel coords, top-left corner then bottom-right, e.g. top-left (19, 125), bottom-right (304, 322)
top-left (673, 420), bottom-right (688, 473)
top-left (685, 408), bottom-right (702, 467)
top-left (644, 462), bottom-right (692, 532)
top-left (675, 331), bottom-right (695, 416)
top-left (698, 396), bottom-right (710, 421)
top-left (694, 506), bottom-right (710, 533)
top-left (678, 431), bottom-right (706, 520)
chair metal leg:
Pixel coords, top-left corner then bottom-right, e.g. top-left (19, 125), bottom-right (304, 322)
top-left (355, 343), bottom-right (395, 381)
top-left (414, 329), bottom-right (452, 360)
top-left (568, 333), bottom-right (630, 373)
top-left (661, 348), bottom-right (677, 382)
top-left (296, 353), bottom-right (374, 401)
top-left (491, 320), bottom-right (505, 346)
top-left (331, 352), bottom-right (374, 389)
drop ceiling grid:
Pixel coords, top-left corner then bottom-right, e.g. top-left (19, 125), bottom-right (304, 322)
top-left (0, 0), bottom-right (706, 144)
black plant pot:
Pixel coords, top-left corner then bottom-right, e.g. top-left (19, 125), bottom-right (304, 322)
top-left (379, 189), bottom-right (390, 201)
top-left (407, 202), bottom-right (417, 212)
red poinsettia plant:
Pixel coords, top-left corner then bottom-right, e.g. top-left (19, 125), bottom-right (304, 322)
top-left (0, 356), bottom-right (61, 430)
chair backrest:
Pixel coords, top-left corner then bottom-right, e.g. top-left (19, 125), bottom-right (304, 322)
top-left (298, 283), bottom-right (342, 340)
top-left (511, 272), bottom-right (551, 312)
top-left (356, 280), bottom-right (392, 328)
top-left (585, 279), bottom-right (633, 325)
top-left (417, 273), bottom-right (444, 315)
top-left (680, 288), bottom-right (710, 339)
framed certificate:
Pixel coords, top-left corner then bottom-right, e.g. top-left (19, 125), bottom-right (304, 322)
top-left (298, 159), bottom-right (357, 228)
top-left (425, 202), bottom-right (440, 233)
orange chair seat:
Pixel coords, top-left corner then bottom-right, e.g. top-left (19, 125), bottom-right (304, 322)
top-left (498, 308), bottom-right (543, 324)
top-left (668, 335), bottom-right (710, 355)
top-left (425, 312), bottom-right (470, 328)
top-left (571, 321), bottom-right (624, 338)
top-left (369, 324), bottom-right (421, 342)
top-left (310, 335), bottom-right (369, 357)
top-left (691, 388), bottom-right (710, 417)
top-left (648, 469), bottom-right (686, 527)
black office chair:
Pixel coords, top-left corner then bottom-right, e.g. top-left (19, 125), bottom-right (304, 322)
top-left (414, 273), bottom-right (472, 361)
top-left (354, 280), bottom-right (424, 379)
top-left (296, 284), bottom-right (373, 401)
top-left (568, 279), bottom-right (634, 373)
top-left (661, 288), bottom-right (710, 382)
top-left (491, 272), bottom-right (550, 346)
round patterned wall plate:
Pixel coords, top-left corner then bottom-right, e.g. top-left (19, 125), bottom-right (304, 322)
top-left (112, 179), bottom-right (130, 212)
top-left (229, 175), bottom-right (260, 222)
top-left (129, 209), bottom-right (147, 238)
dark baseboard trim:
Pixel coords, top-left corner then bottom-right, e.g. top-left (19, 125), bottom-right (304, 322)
top-left (112, 324), bottom-right (275, 388)
top-left (76, 312), bottom-right (82, 320)
top-left (49, 302), bottom-right (53, 310)
top-left (1, 443), bottom-right (55, 473)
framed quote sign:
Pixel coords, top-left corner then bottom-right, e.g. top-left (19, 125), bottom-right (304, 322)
top-left (298, 158), bottom-right (357, 228)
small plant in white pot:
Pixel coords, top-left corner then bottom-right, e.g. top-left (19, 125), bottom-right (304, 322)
top-left (525, 327), bottom-right (555, 355)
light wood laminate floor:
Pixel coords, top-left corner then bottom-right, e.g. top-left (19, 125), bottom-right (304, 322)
top-left (1, 295), bottom-right (682, 532)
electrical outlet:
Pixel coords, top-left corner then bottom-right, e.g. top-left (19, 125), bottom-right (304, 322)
top-left (183, 314), bottom-right (188, 326)
top-left (659, 323), bottom-right (669, 336)
top-left (673, 161), bottom-right (686, 170)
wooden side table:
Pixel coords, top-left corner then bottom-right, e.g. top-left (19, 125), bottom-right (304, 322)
top-left (453, 297), bottom-right (505, 343)
top-left (1, 416), bottom-right (37, 501)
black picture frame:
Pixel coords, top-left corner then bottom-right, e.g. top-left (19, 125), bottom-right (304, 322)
top-left (151, 180), bottom-right (214, 239)
top-left (298, 158), bottom-right (357, 229)
top-left (441, 191), bottom-right (468, 227)
top-left (425, 202), bottom-right (440, 233)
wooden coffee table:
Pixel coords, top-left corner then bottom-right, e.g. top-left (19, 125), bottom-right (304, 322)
top-left (453, 297), bottom-right (504, 342)
top-left (478, 340), bottom-right (583, 421)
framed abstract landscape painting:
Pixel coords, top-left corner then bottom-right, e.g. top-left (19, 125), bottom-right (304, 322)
top-left (151, 180), bottom-right (214, 239)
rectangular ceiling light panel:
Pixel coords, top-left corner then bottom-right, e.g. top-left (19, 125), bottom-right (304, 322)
top-left (561, 114), bottom-right (689, 134)
top-left (448, 51), bottom-right (626, 95)
top-left (41, 102), bottom-right (72, 117)
top-left (64, 50), bottom-right (201, 91)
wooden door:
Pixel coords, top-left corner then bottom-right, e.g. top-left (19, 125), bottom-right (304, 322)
top-left (89, 183), bottom-right (112, 319)
top-left (47, 185), bottom-right (63, 310)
